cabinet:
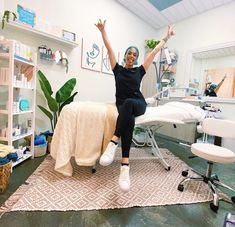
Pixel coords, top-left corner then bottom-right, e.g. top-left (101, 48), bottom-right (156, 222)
top-left (0, 39), bottom-right (36, 167)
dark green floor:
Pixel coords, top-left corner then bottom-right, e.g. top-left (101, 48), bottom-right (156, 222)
top-left (0, 137), bottom-right (235, 227)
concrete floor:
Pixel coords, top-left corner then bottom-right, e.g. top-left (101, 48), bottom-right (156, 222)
top-left (0, 137), bottom-right (235, 227)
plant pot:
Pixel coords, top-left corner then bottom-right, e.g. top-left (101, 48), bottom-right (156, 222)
top-left (0, 161), bottom-right (12, 193)
top-left (47, 135), bottom-right (53, 153)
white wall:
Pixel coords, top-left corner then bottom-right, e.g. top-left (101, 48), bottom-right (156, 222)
top-left (2, 0), bottom-right (235, 133)
top-left (0, 0), bottom-right (156, 132)
top-left (0, 0), bottom-right (4, 15)
top-left (153, 1), bottom-right (235, 87)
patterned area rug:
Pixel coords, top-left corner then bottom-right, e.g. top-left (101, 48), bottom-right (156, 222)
top-left (1, 148), bottom-right (213, 212)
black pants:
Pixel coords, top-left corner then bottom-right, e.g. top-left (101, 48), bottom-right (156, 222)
top-left (114, 98), bottom-right (147, 158)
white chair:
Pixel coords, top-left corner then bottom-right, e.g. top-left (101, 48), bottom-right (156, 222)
top-left (178, 118), bottom-right (235, 212)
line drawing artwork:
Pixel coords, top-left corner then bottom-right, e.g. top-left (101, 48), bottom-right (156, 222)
top-left (86, 43), bottom-right (100, 67)
top-left (101, 47), bottom-right (113, 75)
top-left (82, 39), bottom-right (102, 71)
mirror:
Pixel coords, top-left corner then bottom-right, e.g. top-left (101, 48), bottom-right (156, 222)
top-left (188, 42), bottom-right (235, 98)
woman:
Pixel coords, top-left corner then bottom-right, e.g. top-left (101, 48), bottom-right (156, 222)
top-left (95, 19), bottom-right (175, 192)
top-left (204, 75), bottom-right (226, 97)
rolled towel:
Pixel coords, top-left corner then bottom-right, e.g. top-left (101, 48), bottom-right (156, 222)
top-left (7, 152), bottom-right (18, 162)
top-left (0, 157), bottom-right (10, 165)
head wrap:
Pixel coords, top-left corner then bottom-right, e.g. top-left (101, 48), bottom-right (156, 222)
top-left (209, 84), bottom-right (217, 91)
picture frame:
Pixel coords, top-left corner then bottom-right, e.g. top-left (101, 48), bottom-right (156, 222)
top-left (101, 47), bottom-right (113, 75)
top-left (17, 4), bottom-right (36, 27)
top-left (101, 48), bottom-right (120, 75)
top-left (81, 38), bottom-right (102, 72)
top-left (62, 30), bottom-right (76, 42)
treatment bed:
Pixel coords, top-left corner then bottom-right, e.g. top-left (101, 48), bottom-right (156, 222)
top-left (50, 101), bottom-right (205, 176)
top-left (133, 101), bottom-right (205, 170)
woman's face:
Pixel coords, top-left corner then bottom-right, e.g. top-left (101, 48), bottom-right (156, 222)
top-left (124, 47), bottom-right (137, 68)
top-left (206, 83), bottom-right (211, 89)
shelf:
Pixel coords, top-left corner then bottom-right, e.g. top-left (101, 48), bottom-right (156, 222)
top-left (13, 110), bottom-right (34, 115)
top-left (0, 110), bottom-right (34, 116)
top-left (12, 152), bottom-right (32, 167)
top-left (0, 53), bottom-right (9, 59)
top-left (0, 82), bottom-right (8, 86)
top-left (7, 21), bottom-right (79, 48)
top-left (12, 131), bottom-right (33, 142)
top-left (0, 39), bottom-right (36, 164)
top-left (0, 52), bottom-right (36, 66)
top-left (0, 109), bottom-right (8, 114)
top-left (14, 55), bottom-right (35, 66)
top-left (13, 85), bottom-right (34, 90)
top-left (0, 131), bottom-right (33, 142)
top-left (0, 136), bottom-right (8, 141)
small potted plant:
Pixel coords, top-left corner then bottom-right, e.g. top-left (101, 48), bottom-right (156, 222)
top-left (1, 10), bottom-right (17, 29)
top-left (144, 39), bottom-right (160, 50)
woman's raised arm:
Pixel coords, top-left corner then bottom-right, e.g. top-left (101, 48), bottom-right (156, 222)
top-left (95, 19), bottom-right (117, 70)
top-left (143, 25), bottom-right (175, 72)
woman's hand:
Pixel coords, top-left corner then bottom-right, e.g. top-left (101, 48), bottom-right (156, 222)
top-left (95, 19), bottom-right (106, 32)
top-left (163, 25), bottom-right (175, 42)
top-left (94, 19), bottom-right (117, 69)
top-left (167, 25), bottom-right (175, 38)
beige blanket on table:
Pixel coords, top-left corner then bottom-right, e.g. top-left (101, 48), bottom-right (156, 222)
top-left (50, 102), bottom-right (118, 176)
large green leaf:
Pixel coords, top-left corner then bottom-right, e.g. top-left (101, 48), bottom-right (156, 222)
top-left (39, 80), bottom-right (58, 112)
top-left (37, 105), bottom-right (53, 120)
top-left (38, 105), bottom-right (54, 131)
top-left (38, 70), bottom-right (53, 96)
top-left (59, 92), bottom-right (78, 113)
top-left (56, 78), bottom-right (76, 103)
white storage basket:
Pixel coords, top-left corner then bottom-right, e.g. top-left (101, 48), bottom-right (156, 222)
top-left (34, 143), bottom-right (47, 157)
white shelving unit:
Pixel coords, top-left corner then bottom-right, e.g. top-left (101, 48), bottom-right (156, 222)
top-left (7, 21), bottom-right (78, 48)
top-left (0, 39), bottom-right (36, 167)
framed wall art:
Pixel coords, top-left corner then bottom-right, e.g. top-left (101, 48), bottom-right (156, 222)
top-left (81, 38), bottom-right (102, 72)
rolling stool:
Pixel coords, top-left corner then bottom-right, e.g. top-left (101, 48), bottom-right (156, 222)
top-left (178, 118), bottom-right (235, 212)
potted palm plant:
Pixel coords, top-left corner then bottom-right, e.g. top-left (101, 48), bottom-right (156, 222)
top-left (37, 70), bottom-right (78, 152)
top-left (37, 70), bottom-right (78, 133)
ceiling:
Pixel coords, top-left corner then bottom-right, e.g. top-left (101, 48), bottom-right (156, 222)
top-left (115, 0), bottom-right (234, 30)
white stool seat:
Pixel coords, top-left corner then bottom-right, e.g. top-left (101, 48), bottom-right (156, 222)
top-left (192, 143), bottom-right (235, 164)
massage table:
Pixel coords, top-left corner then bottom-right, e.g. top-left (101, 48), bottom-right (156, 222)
top-left (50, 101), bottom-right (205, 176)
top-left (133, 101), bottom-right (206, 170)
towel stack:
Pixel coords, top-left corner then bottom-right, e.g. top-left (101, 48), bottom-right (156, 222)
top-left (0, 144), bottom-right (18, 165)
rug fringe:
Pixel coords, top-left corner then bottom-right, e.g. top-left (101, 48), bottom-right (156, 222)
top-left (0, 183), bottom-right (29, 218)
